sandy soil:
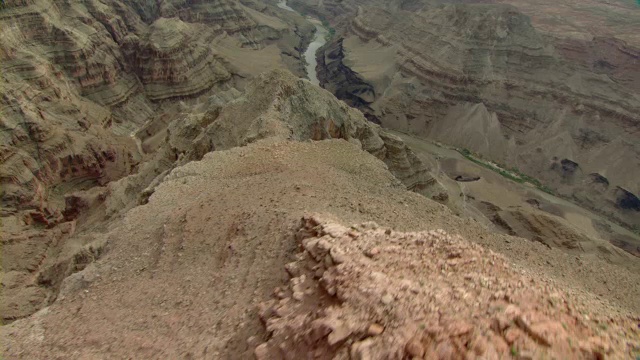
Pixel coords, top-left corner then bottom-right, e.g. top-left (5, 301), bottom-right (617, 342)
top-left (3, 139), bottom-right (639, 358)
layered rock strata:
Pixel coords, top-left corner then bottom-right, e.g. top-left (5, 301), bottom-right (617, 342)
top-left (0, 0), bottom-right (313, 323)
top-left (0, 69), bottom-right (443, 322)
top-left (315, 4), bottom-right (640, 229)
top-left (1, 0), bottom-right (313, 217)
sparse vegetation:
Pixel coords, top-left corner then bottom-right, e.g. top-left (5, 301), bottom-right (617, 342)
top-left (510, 345), bottom-right (518, 357)
top-left (457, 148), bottom-right (555, 195)
top-left (321, 19), bottom-right (336, 41)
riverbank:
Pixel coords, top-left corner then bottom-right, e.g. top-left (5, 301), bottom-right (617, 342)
top-left (277, 0), bottom-right (327, 85)
top-left (390, 129), bottom-right (640, 258)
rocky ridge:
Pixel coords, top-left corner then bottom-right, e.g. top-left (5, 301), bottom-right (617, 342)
top-left (257, 216), bottom-right (639, 359)
top-left (0, 69), bottom-right (443, 322)
top-left (0, 0), bottom-right (314, 218)
top-left (195, 70), bottom-right (443, 197)
top-left (3, 139), bottom-right (639, 358)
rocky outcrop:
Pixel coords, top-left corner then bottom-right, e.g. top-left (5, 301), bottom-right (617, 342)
top-left (0, 0), bottom-right (313, 323)
top-left (256, 217), bottom-right (636, 359)
top-left (121, 18), bottom-right (232, 101)
top-left (377, 131), bottom-right (443, 197)
top-left (0, 0), bottom-right (313, 213)
top-left (195, 69), bottom-right (443, 197)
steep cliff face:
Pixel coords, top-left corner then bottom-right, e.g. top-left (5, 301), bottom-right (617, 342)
top-left (315, 4), bottom-right (640, 229)
top-left (0, 0), bottom-right (313, 217)
top-left (121, 18), bottom-right (233, 101)
top-left (0, 68), bottom-right (442, 322)
top-left (0, 0), bottom-right (313, 322)
top-left (196, 69), bottom-right (444, 197)
top-left (316, 39), bottom-right (377, 119)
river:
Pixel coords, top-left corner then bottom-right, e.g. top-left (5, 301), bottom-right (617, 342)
top-left (277, 0), bottom-right (328, 86)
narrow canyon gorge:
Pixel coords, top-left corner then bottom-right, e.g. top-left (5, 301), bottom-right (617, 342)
top-left (1, 0), bottom-right (639, 358)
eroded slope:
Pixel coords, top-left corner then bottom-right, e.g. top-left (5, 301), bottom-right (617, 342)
top-left (3, 139), bottom-right (639, 359)
top-left (0, 0), bottom-right (316, 321)
top-left (0, 0), bottom-right (314, 219)
top-left (0, 69), bottom-right (443, 322)
top-left (314, 3), bottom-right (640, 230)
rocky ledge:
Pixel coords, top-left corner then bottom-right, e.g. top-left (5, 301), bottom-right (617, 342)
top-left (0, 68), bottom-right (444, 322)
top-left (257, 217), bottom-right (639, 359)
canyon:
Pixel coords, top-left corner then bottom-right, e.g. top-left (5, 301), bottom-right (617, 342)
top-left (0, 0), bottom-right (314, 322)
top-left (304, 0), bottom-right (640, 233)
top-left (277, 0), bottom-right (328, 85)
top-left (1, 0), bottom-right (639, 358)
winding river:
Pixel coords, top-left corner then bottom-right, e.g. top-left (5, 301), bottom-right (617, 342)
top-left (277, 0), bottom-right (328, 86)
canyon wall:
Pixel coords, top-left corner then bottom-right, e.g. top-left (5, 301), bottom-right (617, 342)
top-left (313, 3), bottom-right (640, 229)
top-left (0, 0), bottom-right (314, 321)
top-left (0, 0), bottom-right (314, 218)
top-left (1, 66), bottom-right (443, 322)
